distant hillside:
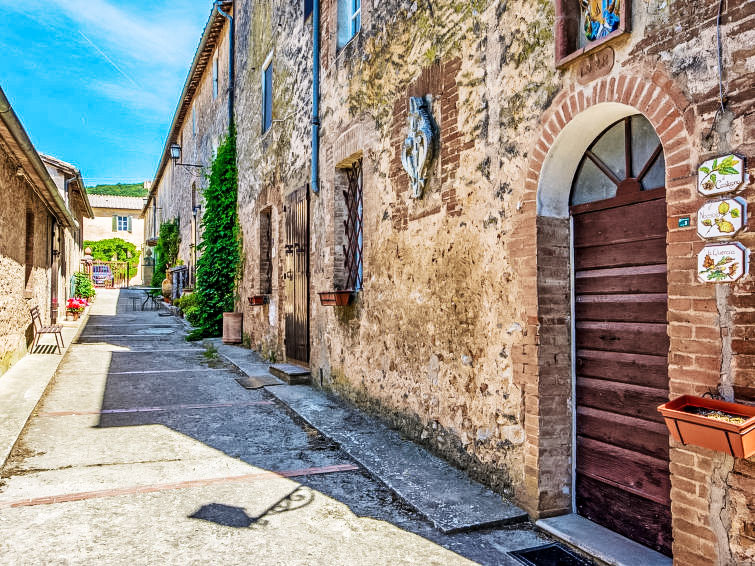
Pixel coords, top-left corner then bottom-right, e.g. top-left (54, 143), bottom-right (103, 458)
top-left (86, 183), bottom-right (148, 197)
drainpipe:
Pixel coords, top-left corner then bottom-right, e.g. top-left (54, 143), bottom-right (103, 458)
top-left (214, 1), bottom-right (234, 128)
top-left (311, 0), bottom-right (321, 193)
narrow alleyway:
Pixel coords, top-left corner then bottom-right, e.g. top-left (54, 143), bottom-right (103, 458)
top-left (0, 289), bottom-right (546, 566)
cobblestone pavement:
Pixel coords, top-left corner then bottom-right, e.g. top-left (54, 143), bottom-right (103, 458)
top-left (0, 289), bottom-right (546, 566)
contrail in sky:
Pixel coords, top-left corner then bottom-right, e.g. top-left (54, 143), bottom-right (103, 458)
top-left (78, 31), bottom-right (141, 89)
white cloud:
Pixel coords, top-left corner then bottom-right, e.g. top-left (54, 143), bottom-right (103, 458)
top-left (0, 0), bottom-right (209, 114)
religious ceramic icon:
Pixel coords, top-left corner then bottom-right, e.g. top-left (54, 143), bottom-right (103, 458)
top-left (697, 242), bottom-right (749, 283)
top-left (697, 197), bottom-right (747, 240)
top-left (580, 0), bottom-right (621, 42)
top-left (698, 154), bottom-right (745, 196)
top-left (401, 97), bottom-right (436, 199)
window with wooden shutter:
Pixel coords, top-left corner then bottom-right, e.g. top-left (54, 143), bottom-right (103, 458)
top-left (112, 215), bottom-right (117, 232)
top-left (127, 216), bottom-right (133, 232)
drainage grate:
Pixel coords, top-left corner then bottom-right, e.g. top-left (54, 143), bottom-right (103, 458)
top-left (510, 543), bottom-right (594, 566)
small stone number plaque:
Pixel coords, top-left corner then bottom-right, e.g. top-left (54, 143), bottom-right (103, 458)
top-left (698, 242), bottom-right (749, 283)
top-left (698, 154), bottom-right (745, 196)
top-left (697, 197), bottom-right (747, 240)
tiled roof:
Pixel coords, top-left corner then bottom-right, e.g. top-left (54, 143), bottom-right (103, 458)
top-left (87, 195), bottom-right (144, 210)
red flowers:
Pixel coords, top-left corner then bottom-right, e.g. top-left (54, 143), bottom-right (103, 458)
top-left (66, 298), bottom-right (89, 312)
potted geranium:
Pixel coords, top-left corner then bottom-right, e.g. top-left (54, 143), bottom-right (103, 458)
top-left (66, 298), bottom-right (88, 320)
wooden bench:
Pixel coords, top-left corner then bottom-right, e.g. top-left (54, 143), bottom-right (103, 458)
top-left (30, 306), bottom-right (64, 354)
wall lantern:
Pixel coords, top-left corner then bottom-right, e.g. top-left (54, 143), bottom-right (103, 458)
top-left (170, 143), bottom-right (203, 169)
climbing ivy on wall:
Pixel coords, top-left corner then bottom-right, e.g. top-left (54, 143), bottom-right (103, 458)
top-left (189, 130), bottom-right (240, 340)
top-left (151, 220), bottom-right (180, 287)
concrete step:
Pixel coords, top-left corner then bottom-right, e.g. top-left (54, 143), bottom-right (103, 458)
top-left (269, 364), bottom-right (311, 385)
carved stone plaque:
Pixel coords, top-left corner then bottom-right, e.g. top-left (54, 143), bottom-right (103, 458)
top-left (697, 197), bottom-right (747, 240)
top-left (697, 154), bottom-right (745, 196)
top-left (576, 47), bottom-right (615, 85)
top-left (697, 242), bottom-right (749, 283)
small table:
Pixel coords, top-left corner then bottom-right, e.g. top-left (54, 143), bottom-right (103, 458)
top-left (131, 287), bottom-right (162, 311)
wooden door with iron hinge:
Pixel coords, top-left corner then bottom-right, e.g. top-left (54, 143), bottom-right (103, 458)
top-left (284, 186), bottom-right (309, 364)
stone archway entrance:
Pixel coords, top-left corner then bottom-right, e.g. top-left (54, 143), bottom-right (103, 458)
top-left (569, 115), bottom-right (671, 555)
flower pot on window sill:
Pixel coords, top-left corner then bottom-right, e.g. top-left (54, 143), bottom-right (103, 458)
top-left (318, 291), bottom-right (353, 306)
top-left (658, 395), bottom-right (755, 459)
top-left (248, 295), bottom-right (269, 306)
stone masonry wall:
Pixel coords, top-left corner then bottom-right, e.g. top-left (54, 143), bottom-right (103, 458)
top-left (236, 0), bottom-right (314, 357)
top-left (0, 143), bottom-right (52, 376)
top-left (153, 14), bottom-right (232, 278)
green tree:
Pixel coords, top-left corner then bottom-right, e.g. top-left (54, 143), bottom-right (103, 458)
top-left (86, 183), bottom-right (148, 197)
top-left (190, 130), bottom-right (240, 340)
top-left (151, 220), bottom-right (180, 287)
top-left (83, 238), bottom-right (141, 279)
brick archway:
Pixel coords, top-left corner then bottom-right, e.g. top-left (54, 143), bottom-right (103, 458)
top-left (509, 70), bottom-right (695, 520)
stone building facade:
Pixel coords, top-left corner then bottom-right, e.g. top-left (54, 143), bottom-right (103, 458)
top-left (160, 1), bottom-right (755, 564)
top-left (143, 1), bottom-right (233, 283)
top-left (0, 87), bottom-right (91, 374)
top-left (84, 195), bottom-right (145, 284)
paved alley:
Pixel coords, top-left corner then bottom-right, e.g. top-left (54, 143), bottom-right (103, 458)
top-left (0, 289), bottom-right (547, 566)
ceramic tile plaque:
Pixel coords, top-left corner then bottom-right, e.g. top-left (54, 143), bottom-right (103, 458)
top-left (697, 197), bottom-right (747, 240)
top-left (698, 242), bottom-right (749, 283)
top-left (698, 154), bottom-right (745, 196)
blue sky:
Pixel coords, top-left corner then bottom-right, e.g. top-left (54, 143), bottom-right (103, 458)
top-left (0, 0), bottom-right (211, 186)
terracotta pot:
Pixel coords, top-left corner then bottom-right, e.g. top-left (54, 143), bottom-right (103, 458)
top-left (318, 291), bottom-right (353, 306)
top-left (248, 295), bottom-right (268, 306)
top-left (161, 276), bottom-right (173, 303)
top-left (222, 312), bottom-right (243, 344)
top-left (658, 395), bottom-right (755, 459)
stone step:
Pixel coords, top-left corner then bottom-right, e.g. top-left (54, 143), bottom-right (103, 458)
top-left (270, 385), bottom-right (529, 533)
top-left (269, 364), bottom-right (311, 385)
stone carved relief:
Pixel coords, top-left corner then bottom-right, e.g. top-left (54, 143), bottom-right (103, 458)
top-left (401, 97), bottom-right (436, 199)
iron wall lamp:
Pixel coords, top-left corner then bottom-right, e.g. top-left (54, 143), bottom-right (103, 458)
top-left (170, 143), bottom-right (204, 168)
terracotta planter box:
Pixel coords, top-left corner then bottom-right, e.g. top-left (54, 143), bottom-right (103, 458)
top-left (248, 295), bottom-right (268, 306)
top-left (222, 312), bottom-right (243, 344)
top-left (658, 395), bottom-right (755, 459)
top-left (318, 291), bottom-right (352, 306)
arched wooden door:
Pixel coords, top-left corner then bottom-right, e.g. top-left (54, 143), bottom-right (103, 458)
top-left (570, 115), bottom-right (672, 556)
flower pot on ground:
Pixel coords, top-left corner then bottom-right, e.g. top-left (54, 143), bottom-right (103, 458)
top-left (222, 312), bottom-right (243, 344)
top-left (66, 298), bottom-right (88, 321)
top-left (318, 290), bottom-right (353, 306)
top-left (248, 295), bottom-right (268, 306)
top-left (658, 395), bottom-right (755, 458)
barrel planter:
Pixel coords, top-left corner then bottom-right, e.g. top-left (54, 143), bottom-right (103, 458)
top-left (222, 312), bottom-right (243, 344)
top-left (658, 395), bottom-right (755, 459)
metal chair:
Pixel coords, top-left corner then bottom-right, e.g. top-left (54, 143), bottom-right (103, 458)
top-left (29, 306), bottom-right (64, 354)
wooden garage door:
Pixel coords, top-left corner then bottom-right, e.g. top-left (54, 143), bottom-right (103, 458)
top-left (571, 115), bottom-right (671, 556)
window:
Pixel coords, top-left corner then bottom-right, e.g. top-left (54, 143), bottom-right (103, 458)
top-left (570, 115), bottom-right (665, 207)
top-left (113, 215), bottom-right (132, 232)
top-left (334, 158), bottom-right (363, 291)
top-left (25, 211), bottom-right (34, 287)
top-left (261, 55), bottom-right (273, 134)
top-left (337, 0), bottom-right (361, 48)
top-left (304, 0), bottom-right (313, 20)
top-left (259, 208), bottom-right (273, 294)
top-left (212, 55), bottom-right (219, 100)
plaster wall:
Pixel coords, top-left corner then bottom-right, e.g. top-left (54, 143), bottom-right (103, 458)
top-left (84, 209), bottom-right (144, 284)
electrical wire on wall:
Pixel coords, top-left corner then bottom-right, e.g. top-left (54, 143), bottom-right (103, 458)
top-left (707, 0), bottom-right (728, 140)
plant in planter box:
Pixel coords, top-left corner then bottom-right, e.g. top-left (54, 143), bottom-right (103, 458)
top-left (658, 395), bottom-right (755, 458)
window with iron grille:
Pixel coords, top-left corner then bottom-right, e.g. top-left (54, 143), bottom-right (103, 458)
top-left (259, 208), bottom-right (273, 294)
top-left (337, 158), bottom-right (363, 291)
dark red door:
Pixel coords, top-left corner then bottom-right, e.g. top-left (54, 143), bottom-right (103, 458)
top-left (284, 187), bottom-right (309, 364)
top-left (571, 115), bottom-right (671, 556)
